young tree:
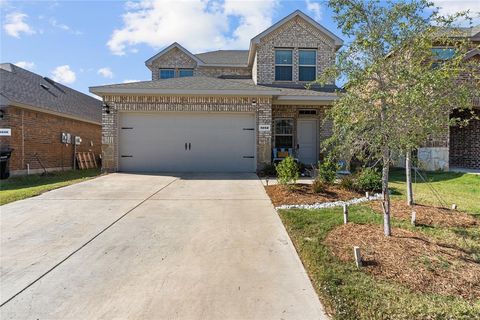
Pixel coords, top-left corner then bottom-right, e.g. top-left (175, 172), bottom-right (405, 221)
top-left (319, 0), bottom-right (479, 236)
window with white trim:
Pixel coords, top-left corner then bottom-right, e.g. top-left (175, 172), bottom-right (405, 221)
top-left (274, 119), bottom-right (294, 148)
top-left (275, 49), bottom-right (293, 81)
top-left (179, 69), bottom-right (194, 77)
top-left (160, 69), bottom-right (175, 79)
top-left (299, 50), bottom-right (317, 81)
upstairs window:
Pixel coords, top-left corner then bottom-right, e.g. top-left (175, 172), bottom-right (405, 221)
top-left (179, 69), bottom-right (194, 77)
top-left (160, 69), bottom-right (175, 79)
top-left (275, 49), bottom-right (293, 81)
top-left (299, 50), bottom-right (316, 81)
top-left (431, 48), bottom-right (455, 60)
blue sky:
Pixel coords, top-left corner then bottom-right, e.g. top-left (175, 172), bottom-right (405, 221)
top-left (1, 0), bottom-right (477, 96)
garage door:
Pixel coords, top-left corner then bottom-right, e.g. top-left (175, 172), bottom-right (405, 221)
top-left (119, 112), bottom-right (256, 172)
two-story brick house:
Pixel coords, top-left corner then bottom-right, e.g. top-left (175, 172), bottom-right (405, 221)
top-left (90, 10), bottom-right (343, 172)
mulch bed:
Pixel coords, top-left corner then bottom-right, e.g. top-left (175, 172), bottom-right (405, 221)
top-left (264, 184), bottom-right (363, 207)
top-left (324, 223), bottom-right (480, 300)
top-left (367, 200), bottom-right (478, 228)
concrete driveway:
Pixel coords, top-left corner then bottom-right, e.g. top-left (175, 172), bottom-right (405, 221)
top-left (0, 173), bottom-right (327, 319)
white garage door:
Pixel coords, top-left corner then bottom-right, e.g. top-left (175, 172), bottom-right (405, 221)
top-left (119, 112), bottom-right (256, 172)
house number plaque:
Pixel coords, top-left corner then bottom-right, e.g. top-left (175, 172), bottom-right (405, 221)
top-left (259, 125), bottom-right (271, 132)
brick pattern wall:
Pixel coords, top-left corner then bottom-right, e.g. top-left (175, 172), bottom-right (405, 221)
top-left (101, 95), bottom-right (272, 172)
top-left (148, 47), bottom-right (252, 80)
top-left (449, 108), bottom-right (480, 169)
top-left (149, 48), bottom-right (198, 80)
top-left (0, 106), bottom-right (101, 174)
top-left (272, 104), bottom-right (332, 160)
top-left (256, 16), bottom-right (336, 85)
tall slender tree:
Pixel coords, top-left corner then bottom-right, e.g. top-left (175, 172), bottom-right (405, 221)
top-left (318, 0), bottom-right (479, 236)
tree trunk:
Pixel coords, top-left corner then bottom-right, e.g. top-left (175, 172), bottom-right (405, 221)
top-left (406, 150), bottom-right (414, 206)
top-left (381, 148), bottom-right (392, 236)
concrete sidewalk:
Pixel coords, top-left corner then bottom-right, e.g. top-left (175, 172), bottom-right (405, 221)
top-left (0, 173), bottom-right (328, 319)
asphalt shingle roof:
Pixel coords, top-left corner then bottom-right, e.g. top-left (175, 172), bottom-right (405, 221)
top-left (0, 63), bottom-right (102, 123)
top-left (91, 76), bottom-right (276, 92)
top-left (90, 76), bottom-right (340, 99)
top-left (195, 50), bottom-right (249, 66)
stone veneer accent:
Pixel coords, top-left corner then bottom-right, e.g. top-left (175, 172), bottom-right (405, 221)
top-left (101, 95), bottom-right (272, 172)
top-left (272, 104), bottom-right (332, 161)
top-left (255, 16), bottom-right (336, 85)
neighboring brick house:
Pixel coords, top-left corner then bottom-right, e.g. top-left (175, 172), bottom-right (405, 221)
top-left (91, 10), bottom-right (343, 173)
top-left (416, 26), bottom-right (480, 170)
top-left (0, 63), bottom-right (102, 176)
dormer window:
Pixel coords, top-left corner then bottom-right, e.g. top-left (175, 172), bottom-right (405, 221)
top-left (299, 50), bottom-right (317, 81)
top-left (275, 49), bottom-right (293, 81)
top-left (179, 69), bottom-right (194, 77)
top-left (160, 69), bottom-right (175, 79)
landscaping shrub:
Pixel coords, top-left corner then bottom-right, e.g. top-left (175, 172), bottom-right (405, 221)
top-left (312, 177), bottom-right (326, 193)
top-left (317, 158), bottom-right (338, 184)
top-left (355, 167), bottom-right (382, 192)
top-left (276, 156), bottom-right (299, 186)
top-left (339, 175), bottom-right (356, 191)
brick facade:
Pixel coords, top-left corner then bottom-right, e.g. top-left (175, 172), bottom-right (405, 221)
top-left (101, 95), bottom-right (272, 172)
top-left (148, 47), bottom-right (251, 80)
top-left (0, 106), bottom-right (101, 175)
top-left (255, 15), bottom-right (336, 85)
top-left (449, 108), bottom-right (480, 169)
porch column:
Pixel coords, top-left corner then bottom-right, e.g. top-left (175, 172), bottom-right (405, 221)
top-left (257, 97), bottom-right (272, 169)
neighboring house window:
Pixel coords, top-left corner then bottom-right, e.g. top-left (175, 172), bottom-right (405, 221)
top-left (299, 50), bottom-right (317, 81)
top-left (432, 48), bottom-right (455, 60)
top-left (274, 119), bottom-right (294, 148)
top-left (275, 49), bottom-right (293, 81)
top-left (160, 69), bottom-right (175, 79)
top-left (179, 69), bottom-right (194, 77)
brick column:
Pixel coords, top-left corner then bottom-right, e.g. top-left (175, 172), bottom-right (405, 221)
top-left (256, 98), bottom-right (272, 168)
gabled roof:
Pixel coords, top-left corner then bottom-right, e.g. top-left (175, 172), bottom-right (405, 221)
top-left (90, 76), bottom-right (281, 96)
top-left (248, 10), bottom-right (343, 65)
top-left (195, 50), bottom-right (249, 66)
top-left (0, 63), bottom-right (101, 124)
top-left (145, 42), bottom-right (204, 67)
top-left (465, 48), bottom-right (480, 60)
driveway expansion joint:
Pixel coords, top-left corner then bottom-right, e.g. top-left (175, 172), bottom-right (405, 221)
top-left (0, 178), bottom-right (179, 307)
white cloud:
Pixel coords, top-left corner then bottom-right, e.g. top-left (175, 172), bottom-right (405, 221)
top-left (98, 67), bottom-right (114, 78)
top-left (3, 12), bottom-right (35, 38)
top-left (14, 61), bottom-right (35, 70)
top-left (51, 65), bottom-right (76, 84)
top-left (123, 79), bottom-right (141, 83)
top-left (107, 0), bottom-right (279, 55)
top-left (305, 0), bottom-right (321, 21)
top-left (433, 1), bottom-right (479, 16)
top-left (49, 18), bottom-right (82, 35)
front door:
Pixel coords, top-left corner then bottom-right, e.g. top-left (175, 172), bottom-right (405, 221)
top-left (297, 119), bottom-right (318, 165)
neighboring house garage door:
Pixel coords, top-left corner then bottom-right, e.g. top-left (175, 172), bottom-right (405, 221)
top-left (119, 112), bottom-right (256, 172)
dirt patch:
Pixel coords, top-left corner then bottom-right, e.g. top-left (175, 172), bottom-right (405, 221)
top-left (324, 223), bottom-right (480, 300)
top-left (264, 184), bottom-right (363, 207)
top-left (368, 200), bottom-right (478, 228)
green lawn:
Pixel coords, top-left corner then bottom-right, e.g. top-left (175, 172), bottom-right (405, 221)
top-left (0, 169), bottom-right (101, 205)
top-left (280, 206), bottom-right (480, 320)
top-left (389, 168), bottom-right (480, 215)
top-left (279, 170), bottom-right (480, 319)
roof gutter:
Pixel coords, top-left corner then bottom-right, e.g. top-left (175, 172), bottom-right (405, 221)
top-left (275, 95), bottom-right (339, 101)
top-left (89, 87), bottom-right (281, 96)
top-left (4, 99), bottom-right (101, 125)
